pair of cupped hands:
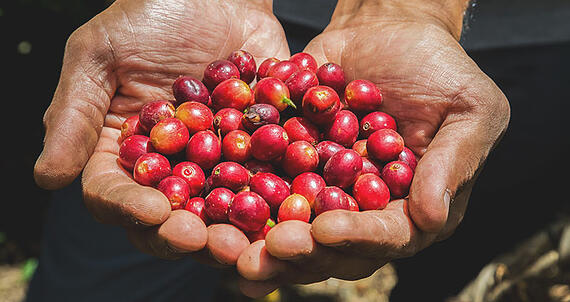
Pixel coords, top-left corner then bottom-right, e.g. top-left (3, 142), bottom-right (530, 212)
top-left (33, 0), bottom-right (510, 297)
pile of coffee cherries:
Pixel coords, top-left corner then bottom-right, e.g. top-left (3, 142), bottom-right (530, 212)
top-left (118, 50), bottom-right (417, 241)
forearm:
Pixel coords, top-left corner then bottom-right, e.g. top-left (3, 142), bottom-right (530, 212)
top-left (332, 0), bottom-right (470, 40)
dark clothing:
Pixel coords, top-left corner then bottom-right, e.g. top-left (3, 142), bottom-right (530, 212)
top-left (273, 0), bottom-right (570, 51)
top-left (26, 179), bottom-right (221, 302)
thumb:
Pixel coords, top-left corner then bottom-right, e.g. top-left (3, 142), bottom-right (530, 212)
top-left (409, 87), bottom-right (510, 233)
top-left (34, 26), bottom-right (116, 190)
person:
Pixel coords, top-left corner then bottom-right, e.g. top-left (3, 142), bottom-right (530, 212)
top-left (30, 0), bottom-right (511, 300)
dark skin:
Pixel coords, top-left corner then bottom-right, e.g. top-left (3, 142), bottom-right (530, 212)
top-left (236, 0), bottom-right (510, 297)
top-left (34, 0), bottom-right (510, 297)
top-left (34, 0), bottom-right (291, 263)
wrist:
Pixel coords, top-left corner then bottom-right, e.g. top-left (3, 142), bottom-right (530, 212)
top-left (331, 0), bottom-right (469, 40)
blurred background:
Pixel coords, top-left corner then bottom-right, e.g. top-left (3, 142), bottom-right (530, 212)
top-left (0, 0), bottom-right (569, 301)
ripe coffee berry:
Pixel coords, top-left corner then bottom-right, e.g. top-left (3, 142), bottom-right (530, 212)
top-left (250, 124), bottom-right (289, 161)
top-left (172, 76), bottom-right (210, 105)
top-left (367, 129), bottom-right (404, 162)
top-left (221, 130), bottom-right (251, 163)
top-left (172, 161), bottom-right (205, 197)
top-left (150, 118), bottom-right (189, 155)
top-left (133, 153), bottom-right (172, 187)
top-left (202, 59), bottom-right (240, 91)
top-left (228, 191), bottom-right (270, 232)
top-left (119, 135), bottom-right (154, 171)
top-left (381, 161), bottom-right (413, 198)
top-left (175, 101), bottom-right (213, 135)
top-left (158, 176), bottom-right (190, 210)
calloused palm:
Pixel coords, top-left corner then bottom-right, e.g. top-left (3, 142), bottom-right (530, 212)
top-left (34, 0), bottom-right (290, 261)
top-left (236, 12), bottom-right (510, 296)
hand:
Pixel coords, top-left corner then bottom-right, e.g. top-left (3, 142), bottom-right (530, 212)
top-left (236, 0), bottom-right (510, 296)
top-left (33, 0), bottom-right (290, 262)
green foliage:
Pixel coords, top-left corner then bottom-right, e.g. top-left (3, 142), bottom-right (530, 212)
top-left (21, 258), bottom-right (38, 281)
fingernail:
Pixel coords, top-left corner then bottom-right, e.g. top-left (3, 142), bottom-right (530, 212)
top-left (443, 189), bottom-right (452, 208)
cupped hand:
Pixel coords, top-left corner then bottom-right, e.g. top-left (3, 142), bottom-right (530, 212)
top-left (33, 0), bottom-right (290, 262)
top-left (237, 2), bottom-right (510, 296)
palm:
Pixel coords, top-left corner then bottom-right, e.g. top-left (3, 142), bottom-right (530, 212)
top-left (99, 0), bottom-right (289, 117)
top-left (79, 0), bottom-right (290, 260)
top-left (306, 22), bottom-right (486, 156)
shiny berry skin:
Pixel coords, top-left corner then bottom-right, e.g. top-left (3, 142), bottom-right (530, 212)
top-left (361, 157), bottom-right (381, 176)
top-left (133, 153), bottom-right (172, 187)
top-left (213, 108), bottom-right (244, 136)
top-left (221, 130), bottom-right (251, 163)
top-left (257, 57), bottom-right (280, 81)
top-left (267, 61), bottom-right (299, 82)
top-left (282, 141), bottom-right (319, 177)
top-left (278, 194), bottom-right (311, 223)
top-left (210, 162), bottom-right (250, 192)
top-left (249, 172), bottom-right (290, 212)
top-left (290, 172), bottom-right (326, 209)
top-left (172, 76), bottom-right (210, 106)
top-left (244, 160), bottom-right (276, 175)
top-left (202, 60), bottom-right (240, 91)
top-left (138, 100), bottom-right (176, 133)
top-left (185, 130), bottom-right (222, 170)
top-left (352, 140), bottom-right (368, 157)
top-left (302, 85), bottom-right (341, 127)
top-left (175, 101), bottom-right (213, 135)
top-left (241, 104), bottom-right (280, 133)
top-left (346, 194), bottom-right (360, 211)
top-left (289, 52), bottom-right (318, 73)
top-left (285, 69), bottom-right (319, 107)
top-left (254, 77), bottom-right (296, 111)
top-left (283, 117), bottom-right (320, 145)
top-left (360, 112), bottom-right (397, 138)
top-left (353, 173), bottom-right (390, 210)
top-left (325, 110), bottom-right (359, 148)
top-left (211, 78), bottom-right (254, 112)
top-left (184, 197), bottom-right (210, 225)
top-left (250, 124), bottom-right (289, 161)
top-left (120, 115), bottom-right (144, 142)
top-left (316, 63), bottom-right (346, 95)
top-left (315, 141), bottom-right (345, 170)
top-left (158, 176), bottom-right (190, 210)
top-left (381, 161), bottom-right (414, 198)
top-left (204, 187), bottom-right (235, 223)
top-left (228, 191), bottom-right (270, 232)
top-left (172, 161), bottom-right (205, 197)
top-left (367, 129), bottom-right (404, 162)
top-left (150, 118), bottom-right (190, 155)
top-left (314, 186), bottom-right (351, 216)
top-left (119, 135), bottom-right (154, 172)
top-left (227, 50), bottom-right (257, 84)
top-left (398, 147), bottom-right (418, 172)
top-left (245, 218), bottom-right (275, 242)
top-left (344, 79), bottom-right (383, 113)
top-left (323, 149), bottom-right (363, 189)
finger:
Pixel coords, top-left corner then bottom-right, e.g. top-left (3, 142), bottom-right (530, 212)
top-left (238, 256), bottom-right (380, 298)
top-left (264, 220), bottom-right (381, 278)
top-left (435, 181), bottom-right (474, 242)
top-left (82, 128), bottom-right (171, 227)
top-left (408, 88), bottom-right (509, 233)
top-left (237, 240), bottom-right (287, 281)
top-left (264, 221), bottom-right (339, 273)
top-left (237, 277), bottom-right (281, 299)
top-left (310, 200), bottom-right (433, 259)
top-left (206, 224), bottom-right (250, 265)
top-left (126, 210), bottom-right (208, 259)
top-left (34, 25), bottom-right (116, 189)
